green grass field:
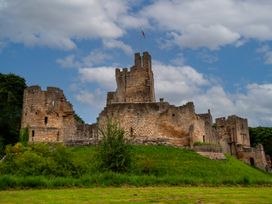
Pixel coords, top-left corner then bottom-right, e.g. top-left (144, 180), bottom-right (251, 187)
top-left (0, 187), bottom-right (272, 203)
top-left (1, 145), bottom-right (272, 189)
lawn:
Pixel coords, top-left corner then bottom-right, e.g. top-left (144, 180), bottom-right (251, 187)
top-left (0, 187), bottom-right (272, 203)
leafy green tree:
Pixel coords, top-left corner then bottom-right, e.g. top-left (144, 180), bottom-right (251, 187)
top-left (0, 73), bottom-right (26, 155)
top-left (74, 113), bottom-right (85, 124)
top-left (249, 127), bottom-right (272, 157)
top-left (97, 120), bottom-right (132, 172)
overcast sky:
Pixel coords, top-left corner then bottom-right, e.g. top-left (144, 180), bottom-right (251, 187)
top-left (1, 0), bottom-right (272, 126)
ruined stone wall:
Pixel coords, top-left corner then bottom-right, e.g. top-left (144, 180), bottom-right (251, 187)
top-left (98, 101), bottom-right (206, 147)
top-left (198, 110), bottom-right (218, 144)
top-left (236, 144), bottom-right (268, 170)
top-left (21, 86), bottom-right (96, 144)
top-left (215, 115), bottom-right (251, 155)
top-left (107, 52), bottom-right (155, 104)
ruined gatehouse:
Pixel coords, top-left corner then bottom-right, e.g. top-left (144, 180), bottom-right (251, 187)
top-left (21, 51), bottom-right (270, 170)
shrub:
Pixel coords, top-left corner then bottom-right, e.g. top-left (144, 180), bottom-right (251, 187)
top-left (97, 120), bottom-right (132, 173)
top-left (0, 143), bottom-right (88, 177)
top-left (19, 128), bottom-right (29, 146)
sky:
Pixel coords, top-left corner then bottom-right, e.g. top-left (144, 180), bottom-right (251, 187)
top-left (0, 0), bottom-right (272, 127)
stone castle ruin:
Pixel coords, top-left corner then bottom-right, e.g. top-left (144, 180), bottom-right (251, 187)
top-left (21, 52), bottom-right (270, 171)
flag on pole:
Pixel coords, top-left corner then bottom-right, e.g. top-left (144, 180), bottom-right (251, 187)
top-left (141, 30), bottom-right (145, 38)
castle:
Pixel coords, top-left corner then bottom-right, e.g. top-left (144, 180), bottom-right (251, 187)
top-left (21, 52), bottom-right (270, 171)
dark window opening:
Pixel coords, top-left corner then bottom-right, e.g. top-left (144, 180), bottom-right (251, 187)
top-left (44, 117), bottom-right (48, 125)
top-left (250, 157), bottom-right (255, 166)
top-left (130, 127), bottom-right (133, 137)
top-left (203, 135), bottom-right (206, 143)
top-left (172, 113), bottom-right (175, 117)
top-left (57, 131), bottom-right (59, 141)
top-left (35, 111), bottom-right (38, 115)
top-left (32, 130), bottom-right (35, 141)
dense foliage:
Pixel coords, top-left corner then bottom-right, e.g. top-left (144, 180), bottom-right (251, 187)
top-left (249, 127), bottom-right (272, 157)
top-left (0, 73), bottom-right (26, 155)
top-left (0, 143), bottom-right (87, 177)
top-left (97, 120), bottom-right (132, 172)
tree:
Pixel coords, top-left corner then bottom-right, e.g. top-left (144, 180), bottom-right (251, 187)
top-left (97, 120), bottom-right (132, 172)
top-left (0, 73), bottom-right (26, 155)
top-left (74, 113), bottom-right (85, 124)
top-left (249, 127), bottom-right (272, 157)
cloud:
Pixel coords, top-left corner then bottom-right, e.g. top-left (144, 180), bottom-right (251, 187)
top-left (0, 0), bottom-right (143, 50)
top-left (257, 45), bottom-right (272, 64)
top-left (197, 51), bottom-right (218, 64)
top-left (83, 50), bottom-right (112, 66)
top-left (103, 39), bottom-right (133, 55)
top-left (0, 41), bottom-right (5, 52)
top-left (78, 66), bottom-right (116, 89)
top-left (143, 0), bottom-right (272, 49)
top-left (172, 25), bottom-right (240, 50)
top-left (153, 61), bottom-right (209, 102)
top-left (170, 53), bottom-right (186, 66)
top-left (56, 55), bottom-right (81, 69)
top-left (75, 89), bottom-right (106, 109)
top-left (57, 49), bottom-right (113, 69)
top-left (234, 84), bottom-right (272, 126)
top-left (2, 0), bottom-right (272, 51)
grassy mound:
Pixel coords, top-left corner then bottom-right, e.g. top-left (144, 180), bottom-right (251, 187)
top-left (0, 144), bottom-right (271, 189)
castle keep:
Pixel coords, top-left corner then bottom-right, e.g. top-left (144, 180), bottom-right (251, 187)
top-left (21, 52), bottom-right (269, 170)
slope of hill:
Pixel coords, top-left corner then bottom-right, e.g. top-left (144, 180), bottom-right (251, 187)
top-left (0, 144), bottom-right (271, 189)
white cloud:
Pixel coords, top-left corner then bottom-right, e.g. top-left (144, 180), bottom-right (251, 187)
top-left (103, 39), bottom-right (133, 55)
top-left (2, 0), bottom-right (272, 51)
top-left (75, 89), bottom-right (106, 109)
top-left (170, 53), bottom-right (186, 66)
top-left (56, 55), bottom-right (81, 69)
top-left (153, 62), bottom-right (209, 102)
top-left (83, 50), bottom-right (112, 66)
top-left (57, 49), bottom-right (113, 69)
top-left (172, 25), bottom-right (240, 50)
top-left (197, 52), bottom-right (218, 64)
top-left (143, 0), bottom-right (272, 49)
top-left (257, 45), bottom-right (272, 64)
top-left (79, 66), bottom-right (116, 89)
top-left (0, 0), bottom-right (143, 50)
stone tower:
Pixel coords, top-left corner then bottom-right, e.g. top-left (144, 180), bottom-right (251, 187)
top-left (215, 115), bottom-right (250, 154)
top-left (107, 51), bottom-right (155, 104)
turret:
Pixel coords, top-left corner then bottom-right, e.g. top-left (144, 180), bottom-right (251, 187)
top-left (143, 51), bottom-right (151, 70)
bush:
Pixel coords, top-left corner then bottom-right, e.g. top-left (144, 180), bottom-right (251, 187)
top-left (19, 128), bottom-right (29, 146)
top-left (0, 143), bottom-right (88, 177)
top-left (97, 120), bottom-right (132, 173)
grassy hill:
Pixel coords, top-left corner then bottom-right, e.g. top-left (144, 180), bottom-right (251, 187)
top-left (0, 144), bottom-right (272, 189)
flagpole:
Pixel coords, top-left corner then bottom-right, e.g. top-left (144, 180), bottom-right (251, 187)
top-left (140, 30), bottom-right (145, 54)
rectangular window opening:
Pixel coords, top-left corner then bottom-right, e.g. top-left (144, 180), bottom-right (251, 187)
top-left (45, 117), bottom-right (48, 125)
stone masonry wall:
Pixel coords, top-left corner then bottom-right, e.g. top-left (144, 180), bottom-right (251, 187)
top-left (98, 101), bottom-right (206, 147)
top-left (236, 144), bottom-right (268, 170)
top-left (215, 115), bottom-right (250, 155)
top-left (198, 110), bottom-right (218, 144)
